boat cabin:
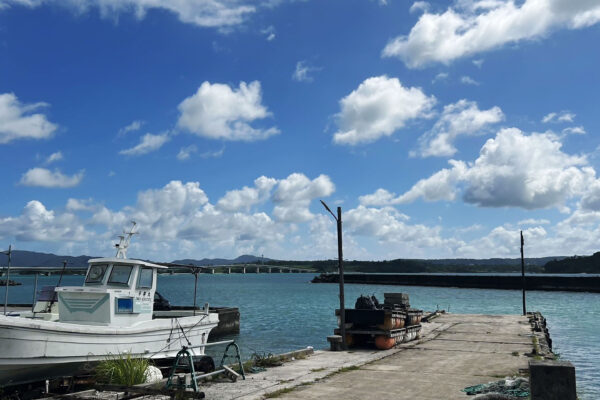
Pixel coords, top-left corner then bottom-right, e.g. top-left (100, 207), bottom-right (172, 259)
top-left (55, 258), bottom-right (167, 327)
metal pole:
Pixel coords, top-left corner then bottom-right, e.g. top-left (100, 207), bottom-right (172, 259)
top-left (193, 271), bottom-right (198, 316)
top-left (337, 207), bottom-right (346, 350)
top-left (520, 231), bottom-right (526, 316)
top-left (3, 245), bottom-right (11, 316)
top-left (46, 260), bottom-right (67, 313)
top-left (32, 272), bottom-right (39, 313)
top-left (56, 260), bottom-right (67, 288)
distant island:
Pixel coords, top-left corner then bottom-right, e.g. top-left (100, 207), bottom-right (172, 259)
top-left (2, 249), bottom-right (599, 274)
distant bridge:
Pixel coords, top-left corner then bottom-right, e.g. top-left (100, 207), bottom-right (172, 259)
top-left (159, 263), bottom-right (314, 274)
top-left (206, 264), bottom-right (313, 274)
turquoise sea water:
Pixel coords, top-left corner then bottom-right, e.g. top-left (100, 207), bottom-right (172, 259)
top-left (1, 273), bottom-right (598, 399)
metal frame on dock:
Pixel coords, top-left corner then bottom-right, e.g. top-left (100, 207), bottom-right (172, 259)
top-left (166, 339), bottom-right (245, 393)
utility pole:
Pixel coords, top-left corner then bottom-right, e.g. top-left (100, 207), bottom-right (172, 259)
top-left (520, 231), bottom-right (526, 316)
top-left (321, 201), bottom-right (346, 350)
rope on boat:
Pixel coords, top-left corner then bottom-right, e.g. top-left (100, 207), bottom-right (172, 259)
top-left (150, 313), bottom-right (210, 359)
top-left (176, 318), bottom-right (192, 346)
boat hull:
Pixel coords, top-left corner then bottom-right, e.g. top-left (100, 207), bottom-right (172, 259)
top-left (0, 313), bottom-right (218, 386)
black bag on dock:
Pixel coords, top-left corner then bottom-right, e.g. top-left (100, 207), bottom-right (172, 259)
top-left (355, 295), bottom-right (382, 310)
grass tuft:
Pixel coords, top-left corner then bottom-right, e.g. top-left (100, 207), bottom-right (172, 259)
top-left (336, 365), bottom-right (360, 373)
top-left (264, 387), bottom-right (296, 398)
top-left (95, 353), bottom-right (150, 386)
top-left (251, 352), bottom-right (283, 368)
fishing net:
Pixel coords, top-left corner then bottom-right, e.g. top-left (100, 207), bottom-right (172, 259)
top-left (462, 377), bottom-right (530, 397)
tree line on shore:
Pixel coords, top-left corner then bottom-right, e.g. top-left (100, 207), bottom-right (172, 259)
top-left (4, 250), bottom-right (599, 274)
top-left (267, 255), bottom-right (599, 274)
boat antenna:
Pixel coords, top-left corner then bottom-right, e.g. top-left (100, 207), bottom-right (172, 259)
top-left (115, 221), bottom-right (138, 259)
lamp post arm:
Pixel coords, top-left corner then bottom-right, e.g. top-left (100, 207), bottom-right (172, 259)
top-left (320, 200), bottom-right (337, 221)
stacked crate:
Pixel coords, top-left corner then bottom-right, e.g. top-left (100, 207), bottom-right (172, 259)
top-left (335, 293), bottom-right (423, 350)
top-left (383, 293), bottom-right (423, 345)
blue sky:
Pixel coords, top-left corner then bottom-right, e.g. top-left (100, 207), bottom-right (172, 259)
top-left (1, 0), bottom-right (600, 261)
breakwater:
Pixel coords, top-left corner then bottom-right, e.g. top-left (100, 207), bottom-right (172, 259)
top-left (312, 273), bottom-right (600, 292)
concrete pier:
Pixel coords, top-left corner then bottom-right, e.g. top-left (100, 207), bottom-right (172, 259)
top-left (53, 313), bottom-right (566, 400)
top-left (201, 313), bottom-right (545, 399)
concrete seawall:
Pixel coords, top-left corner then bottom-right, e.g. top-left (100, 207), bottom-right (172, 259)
top-left (312, 273), bottom-right (600, 292)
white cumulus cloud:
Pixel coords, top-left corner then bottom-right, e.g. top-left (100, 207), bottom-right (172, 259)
top-left (93, 180), bottom-right (285, 253)
top-left (432, 72), bottom-right (449, 83)
top-left (518, 218), bottom-right (550, 225)
top-left (119, 132), bottom-right (170, 156)
top-left (359, 188), bottom-right (401, 207)
top-left (415, 99), bottom-right (504, 157)
top-left (45, 151), bottom-right (63, 164)
top-left (0, 0), bottom-right (258, 29)
top-left (118, 120), bottom-right (144, 136)
top-left (410, 1), bottom-right (430, 13)
top-left (20, 167), bottom-right (84, 188)
top-left (460, 76), bottom-right (480, 85)
top-left (542, 111), bottom-right (576, 123)
top-left (383, 0), bottom-right (600, 68)
top-left (177, 81), bottom-right (279, 141)
top-left (217, 176), bottom-right (277, 212)
top-left (0, 92), bottom-right (57, 144)
top-left (401, 128), bottom-right (596, 209)
top-left (562, 126), bottom-right (586, 135)
top-left (333, 76), bottom-right (436, 145)
top-left (292, 61), bottom-right (319, 82)
top-left (261, 25), bottom-right (276, 41)
top-left (0, 200), bottom-right (89, 242)
top-left (177, 145), bottom-right (197, 161)
top-left (66, 198), bottom-right (97, 212)
top-left (456, 225), bottom-right (548, 258)
top-left (344, 205), bottom-right (463, 257)
top-left (396, 159), bottom-right (468, 203)
top-left (272, 173), bottom-right (335, 222)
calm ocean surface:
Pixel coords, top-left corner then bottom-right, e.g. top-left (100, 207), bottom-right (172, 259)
top-left (2, 273), bottom-right (598, 399)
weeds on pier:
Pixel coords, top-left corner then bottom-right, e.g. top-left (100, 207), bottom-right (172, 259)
top-left (251, 352), bottom-right (284, 368)
top-left (95, 353), bottom-right (150, 386)
top-left (264, 387), bottom-right (296, 398)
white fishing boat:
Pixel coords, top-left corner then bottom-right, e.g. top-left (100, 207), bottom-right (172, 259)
top-left (0, 223), bottom-right (219, 386)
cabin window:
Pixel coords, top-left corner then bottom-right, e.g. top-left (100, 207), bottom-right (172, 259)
top-left (85, 264), bottom-right (108, 284)
top-left (108, 265), bottom-right (133, 286)
top-left (137, 267), bottom-right (153, 289)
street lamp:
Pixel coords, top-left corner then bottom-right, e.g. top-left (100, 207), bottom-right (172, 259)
top-left (320, 200), bottom-right (346, 350)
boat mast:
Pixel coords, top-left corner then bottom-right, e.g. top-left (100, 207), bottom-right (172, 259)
top-left (115, 221), bottom-right (138, 259)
